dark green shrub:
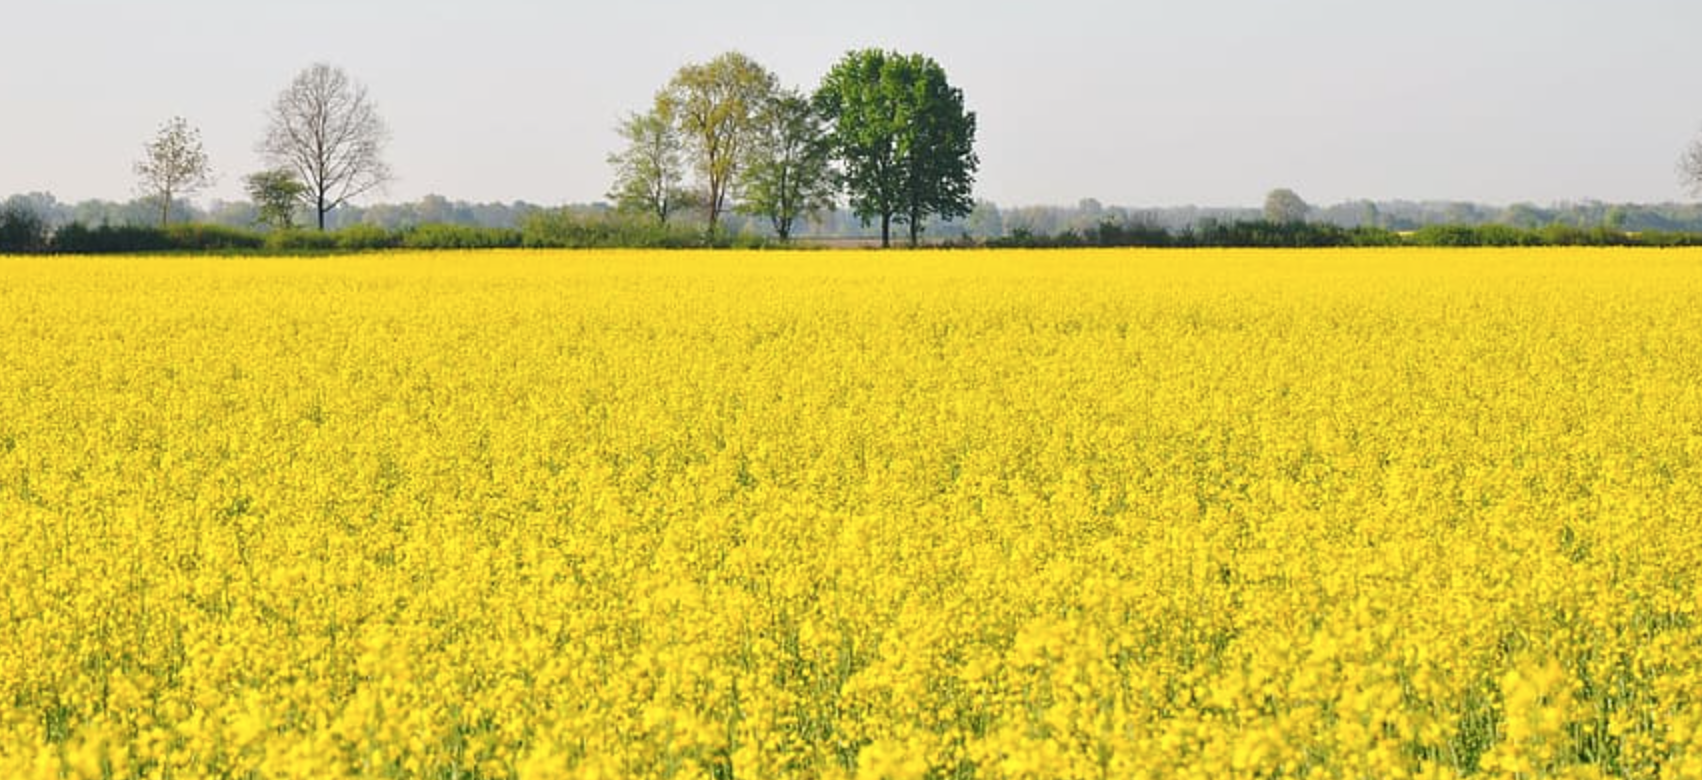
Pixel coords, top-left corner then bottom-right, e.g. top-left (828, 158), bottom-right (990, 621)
top-left (264, 229), bottom-right (339, 252)
top-left (0, 204), bottom-right (50, 253)
top-left (162, 223), bottom-right (265, 251)
top-left (50, 223), bottom-right (171, 254)
top-left (332, 224), bottom-right (397, 251)
top-left (401, 223), bottom-right (524, 249)
top-left (1411, 225), bottom-right (1482, 247)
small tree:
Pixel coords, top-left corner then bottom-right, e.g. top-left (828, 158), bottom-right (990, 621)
top-left (1263, 188), bottom-right (1309, 224)
top-left (738, 90), bottom-right (835, 242)
top-left (244, 169), bottom-right (307, 231)
top-left (260, 63), bottom-right (391, 231)
top-left (135, 116), bottom-right (214, 228)
top-left (607, 106), bottom-right (691, 225)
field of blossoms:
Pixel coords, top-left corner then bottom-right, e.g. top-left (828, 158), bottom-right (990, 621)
top-left (2, 248), bottom-right (1700, 779)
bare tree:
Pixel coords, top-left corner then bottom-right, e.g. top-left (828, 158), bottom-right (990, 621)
top-left (260, 63), bottom-right (391, 230)
top-left (135, 116), bottom-right (214, 228)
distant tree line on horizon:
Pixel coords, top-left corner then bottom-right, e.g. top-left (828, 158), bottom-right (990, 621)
top-left (13, 189), bottom-right (1702, 253)
top-left (14, 40), bottom-right (1702, 253)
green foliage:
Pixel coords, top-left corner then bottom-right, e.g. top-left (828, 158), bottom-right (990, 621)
top-left (400, 224), bottom-right (523, 249)
top-left (608, 108), bottom-right (692, 225)
top-left (161, 223), bottom-right (265, 251)
top-left (815, 49), bottom-right (978, 247)
top-left (659, 51), bottom-right (780, 236)
top-left (991, 220), bottom-right (1402, 249)
top-left (0, 203), bottom-right (50, 253)
top-left (1626, 230), bottom-right (1702, 247)
top-left (263, 229), bottom-right (339, 252)
top-left (1410, 224), bottom-right (1544, 247)
top-left (519, 209), bottom-right (760, 249)
top-left (332, 224), bottom-right (398, 250)
top-left (738, 90), bottom-right (836, 242)
top-left (245, 170), bottom-right (308, 231)
top-left (50, 223), bottom-right (174, 254)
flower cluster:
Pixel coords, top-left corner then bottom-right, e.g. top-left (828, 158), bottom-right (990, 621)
top-left (2, 248), bottom-right (1699, 778)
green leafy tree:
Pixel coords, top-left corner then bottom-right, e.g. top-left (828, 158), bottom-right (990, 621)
top-left (659, 52), bottom-right (779, 237)
top-left (260, 63), bottom-right (391, 231)
top-left (244, 169), bottom-right (307, 231)
top-left (738, 90), bottom-right (835, 242)
top-left (607, 106), bottom-right (691, 225)
top-left (1263, 188), bottom-right (1310, 224)
top-left (135, 116), bottom-right (214, 228)
top-left (815, 49), bottom-right (979, 248)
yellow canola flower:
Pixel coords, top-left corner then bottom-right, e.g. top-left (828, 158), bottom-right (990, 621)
top-left (0, 247), bottom-right (1700, 778)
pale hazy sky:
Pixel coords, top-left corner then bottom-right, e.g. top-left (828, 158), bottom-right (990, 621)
top-left (4, 0), bottom-right (1701, 208)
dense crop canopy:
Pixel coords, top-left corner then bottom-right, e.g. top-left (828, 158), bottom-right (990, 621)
top-left (2, 249), bottom-right (1700, 779)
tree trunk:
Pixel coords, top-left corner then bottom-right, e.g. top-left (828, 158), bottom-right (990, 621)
top-left (707, 186), bottom-right (723, 241)
top-left (317, 192), bottom-right (328, 231)
top-left (880, 212), bottom-right (891, 249)
top-left (159, 190), bottom-right (171, 228)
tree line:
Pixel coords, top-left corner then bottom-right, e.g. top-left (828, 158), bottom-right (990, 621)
top-left (16, 43), bottom-right (1702, 254)
top-left (108, 63), bottom-right (394, 235)
top-left (606, 49), bottom-right (977, 247)
top-left (2, 48), bottom-right (981, 252)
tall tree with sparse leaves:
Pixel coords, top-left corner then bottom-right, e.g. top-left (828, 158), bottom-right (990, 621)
top-left (738, 90), bottom-right (836, 242)
top-left (660, 52), bottom-right (779, 237)
top-left (135, 116), bottom-right (214, 228)
top-left (815, 49), bottom-right (978, 248)
top-left (607, 106), bottom-right (691, 225)
top-left (259, 63), bottom-right (391, 231)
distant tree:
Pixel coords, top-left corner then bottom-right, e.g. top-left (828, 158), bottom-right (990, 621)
top-left (409, 195), bottom-right (469, 226)
top-left (607, 106), bottom-right (692, 225)
top-left (244, 169), bottom-right (307, 230)
top-left (1604, 205), bottom-right (1628, 231)
top-left (659, 52), bottom-right (779, 236)
top-left (1263, 188), bottom-right (1310, 224)
top-left (815, 49), bottom-right (979, 247)
top-left (135, 116), bottom-right (214, 228)
top-left (260, 63), bottom-right (391, 231)
top-left (965, 200), bottom-right (1005, 239)
top-left (738, 89), bottom-right (835, 242)
top-left (1499, 203), bottom-right (1545, 229)
top-left (1359, 200), bottom-right (1381, 229)
top-left (1681, 132), bottom-right (1702, 196)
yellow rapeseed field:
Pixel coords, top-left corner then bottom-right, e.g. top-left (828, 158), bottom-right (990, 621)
top-left (2, 248), bottom-right (1700, 779)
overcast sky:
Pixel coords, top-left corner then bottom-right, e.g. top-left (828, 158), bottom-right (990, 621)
top-left (4, 0), bottom-right (1701, 209)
